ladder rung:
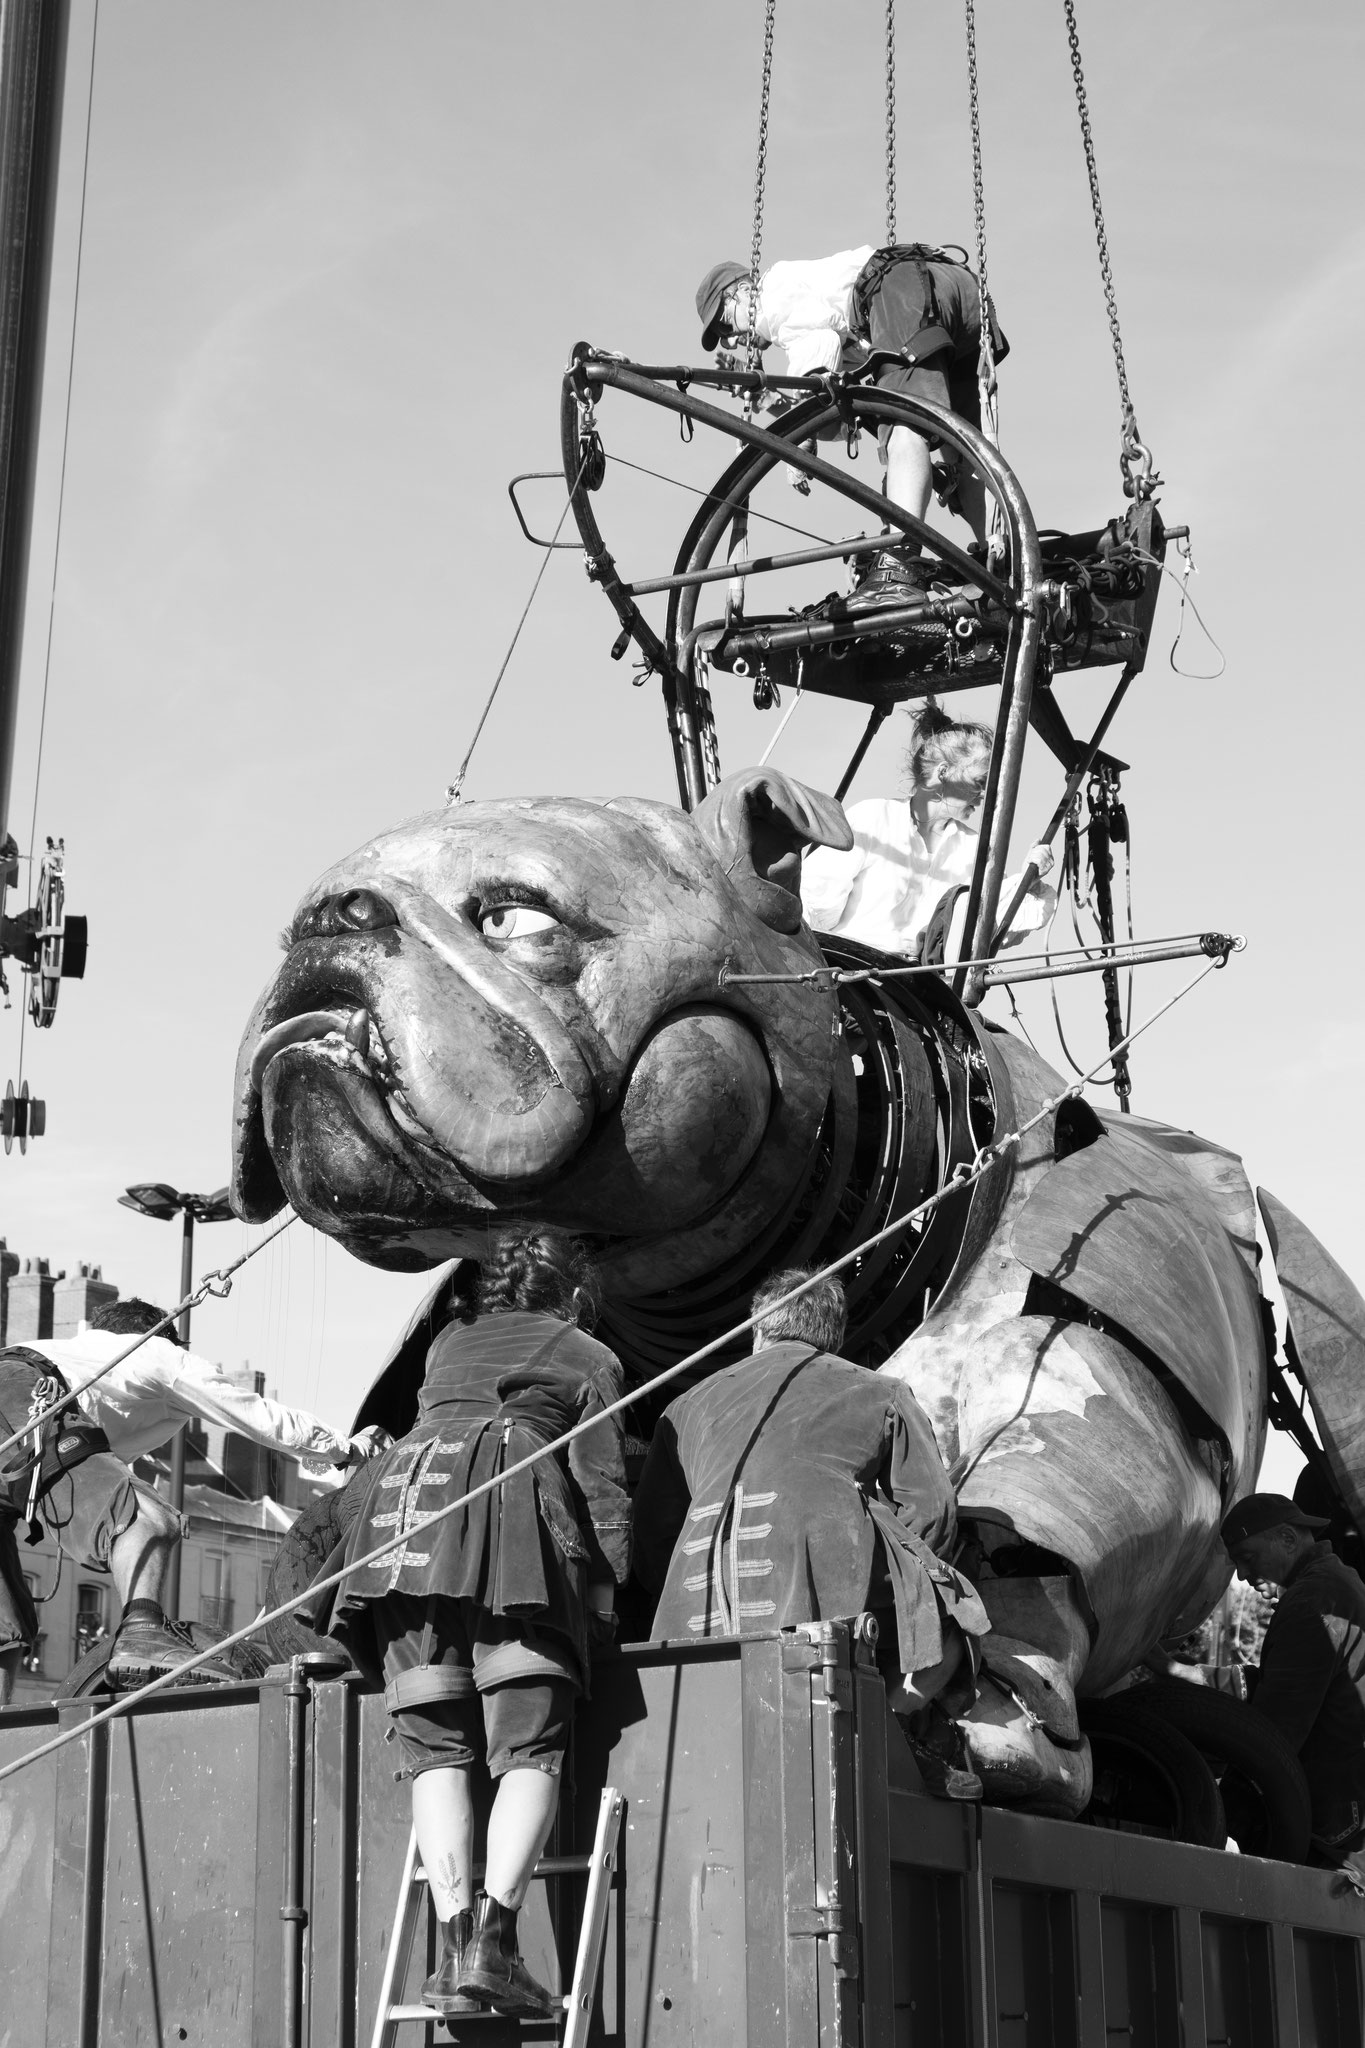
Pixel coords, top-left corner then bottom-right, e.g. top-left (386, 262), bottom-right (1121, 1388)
top-left (413, 1854), bottom-right (598, 1885)
top-left (384, 2000), bottom-right (572, 2023)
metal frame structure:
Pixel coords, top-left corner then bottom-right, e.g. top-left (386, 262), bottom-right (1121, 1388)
top-left (557, 348), bottom-right (1164, 1005)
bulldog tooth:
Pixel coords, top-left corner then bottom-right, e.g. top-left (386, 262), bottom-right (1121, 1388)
top-left (345, 1009), bottom-right (371, 1056)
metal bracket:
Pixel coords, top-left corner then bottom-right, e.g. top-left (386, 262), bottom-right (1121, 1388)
top-left (507, 472), bottom-right (585, 549)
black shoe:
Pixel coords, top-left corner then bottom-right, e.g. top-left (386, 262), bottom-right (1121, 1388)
top-left (421, 1909), bottom-right (480, 2016)
top-left (898, 1707), bottom-right (984, 1801)
top-left (105, 1601), bottom-right (239, 1688)
top-left (844, 550), bottom-right (929, 613)
top-left (456, 1891), bottom-right (559, 2019)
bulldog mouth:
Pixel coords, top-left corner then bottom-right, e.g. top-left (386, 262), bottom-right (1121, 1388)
top-left (250, 1006), bottom-right (435, 1149)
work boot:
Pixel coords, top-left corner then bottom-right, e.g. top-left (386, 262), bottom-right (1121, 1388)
top-left (421, 1909), bottom-right (480, 2016)
top-left (104, 1599), bottom-right (239, 1689)
top-left (844, 549), bottom-right (929, 613)
top-left (456, 1891), bottom-right (559, 2018)
top-left (898, 1705), bottom-right (984, 1801)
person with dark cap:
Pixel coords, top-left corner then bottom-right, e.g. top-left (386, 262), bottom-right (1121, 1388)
top-left (1222, 1491), bottom-right (1365, 1871)
top-left (695, 242), bottom-right (1008, 607)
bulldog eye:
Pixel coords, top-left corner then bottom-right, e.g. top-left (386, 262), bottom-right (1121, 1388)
top-left (478, 904), bottom-right (560, 941)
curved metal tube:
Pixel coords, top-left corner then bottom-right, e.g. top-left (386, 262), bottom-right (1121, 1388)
top-left (559, 353), bottom-right (1046, 1004)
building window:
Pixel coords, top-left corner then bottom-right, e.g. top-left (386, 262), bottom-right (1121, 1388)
top-left (74, 1582), bottom-right (108, 1663)
top-left (200, 1552), bottom-right (233, 1632)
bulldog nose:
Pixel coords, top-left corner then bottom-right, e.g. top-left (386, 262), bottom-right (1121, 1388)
top-left (292, 889), bottom-right (399, 942)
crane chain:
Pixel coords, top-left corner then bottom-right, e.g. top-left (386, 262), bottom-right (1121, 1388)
top-left (747, 0), bottom-right (776, 371)
top-left (964, 0), bottom-right (998, 447)
top-left (1060, 0), bottom-right (1156, 497)
top-left (884, 0), bottom-right (896, 243)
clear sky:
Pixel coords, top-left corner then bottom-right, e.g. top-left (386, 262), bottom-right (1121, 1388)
top-left (2, 1), bottom-right (1361, 1479)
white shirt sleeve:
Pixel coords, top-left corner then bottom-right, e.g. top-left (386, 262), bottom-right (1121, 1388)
top-left (116, 1339), bottom-right (353, 1460)
top-left (801, 839), bottom-right (867, 931)
top-left (995, 874), bottom-right (1058, 947)
top-left (774, 324), bottom-right (847, 379)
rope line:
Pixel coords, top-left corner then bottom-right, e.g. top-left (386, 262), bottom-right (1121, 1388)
top-left (1129, 541), bottom-right (1226, 679)
top-left (0, 953), bottom-right (1235, 1787)
top-left (603, 453), bottom-right (836, 549)
top-left (0, 1211), bottom-right (296, 1466)
top-left (15, 0), bottom-right (99, 1089)
top-left (445, 454), bottom-right (589, 806)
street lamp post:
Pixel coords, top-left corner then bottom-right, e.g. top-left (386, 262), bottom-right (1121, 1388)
top-left (117, 1182), bottom-right (234, 1617)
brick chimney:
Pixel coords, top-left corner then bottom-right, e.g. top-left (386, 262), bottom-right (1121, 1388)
top-left (0, 1238), bottom-right (18, 1343)
top-left (53, 1263), bottom-right (119, 1338)
top-left (8, 1257), bottom-right (56, 1342)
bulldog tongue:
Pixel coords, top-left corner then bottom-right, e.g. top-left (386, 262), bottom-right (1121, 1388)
top-left (249, 1008), bottom-right (356, 1093)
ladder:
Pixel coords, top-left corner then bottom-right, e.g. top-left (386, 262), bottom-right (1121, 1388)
top-left (371, 1786), bottom-right (624, 2048)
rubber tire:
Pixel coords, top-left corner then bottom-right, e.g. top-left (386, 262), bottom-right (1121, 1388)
top-left (260, 1467), bottom-right (370, 1665)
top-left (1079, 1694), bottom-right (1227, 1847)
top-left (1129, 1676), bottom-right (1313, 1864)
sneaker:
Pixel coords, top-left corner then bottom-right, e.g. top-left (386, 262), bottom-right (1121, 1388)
top-left (422, 1909), bottom-right (481, 2016)
top-left (104, 1600), bottom-right (241, 1689)
top-left (457, 1891), bottom-right (559, 2018)
top-left (844, 549), bottom-right (930, 613)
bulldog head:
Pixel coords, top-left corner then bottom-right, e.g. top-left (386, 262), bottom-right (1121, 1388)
top-left (232, 769), bottom-right (852, 1285)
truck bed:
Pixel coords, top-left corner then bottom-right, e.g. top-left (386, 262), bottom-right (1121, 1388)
top-left (0, 1623), bottom-right (1360, 2046)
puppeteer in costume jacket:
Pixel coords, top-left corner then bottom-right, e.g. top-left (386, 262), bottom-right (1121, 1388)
top-left (317, 1311), bottom-right (631, 1692)
top-left (633, 1342), bottom-right (986, 1671)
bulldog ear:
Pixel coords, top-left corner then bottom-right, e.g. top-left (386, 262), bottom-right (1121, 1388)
top-left (694, 769), bottom-right (853, 933)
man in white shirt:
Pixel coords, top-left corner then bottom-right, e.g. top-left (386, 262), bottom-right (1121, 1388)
top-left (0, 1297), bottom-right (381, 1696)
top-left (696, 243), bottom-right (1008, 606)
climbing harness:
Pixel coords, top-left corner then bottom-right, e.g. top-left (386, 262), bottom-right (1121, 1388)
top-left (0, 948), bottom-right (1241, 1788)
top-left (0, 1209), bottom-right (297, 1468)
top-left (1061, 0), bottom-right (1157, 501)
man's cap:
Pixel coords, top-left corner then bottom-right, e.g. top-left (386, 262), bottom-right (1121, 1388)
top-left (697, 261), bottom-right (749, 351)
top-left (1221, 1492), bottom-right (1330, 1547)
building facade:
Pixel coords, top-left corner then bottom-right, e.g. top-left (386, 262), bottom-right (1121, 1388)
top-left (2, 1241), bottom-right (340, 1702)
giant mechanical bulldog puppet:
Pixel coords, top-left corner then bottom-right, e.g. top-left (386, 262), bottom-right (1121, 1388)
top-left (231, 767), bottom-right (1365, 1818)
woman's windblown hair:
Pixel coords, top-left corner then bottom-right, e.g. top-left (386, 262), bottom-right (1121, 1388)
top-left (477, 1223), bottom-right (602, 1329)
top-left (904, 697), bottom-right (994, 798)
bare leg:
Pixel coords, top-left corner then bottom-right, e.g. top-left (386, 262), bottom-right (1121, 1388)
top-left (107, 1487), bottom-right (180, 1612)
top-left (412, 1765), bottom-right (476, 1918)
top-left (885, 425), bottom-right (934, 531)
top-left (0, 1644), bottom-right (21, 1705)
top-left (483, 1767), bottom-right (560, 1909)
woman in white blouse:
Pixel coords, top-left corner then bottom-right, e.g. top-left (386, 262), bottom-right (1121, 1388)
top-left (802, 702), bottom-right (1055, 961)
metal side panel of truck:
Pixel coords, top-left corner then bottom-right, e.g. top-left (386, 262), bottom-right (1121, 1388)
top-left (0, 1622), bottom-right (1361, 2048)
